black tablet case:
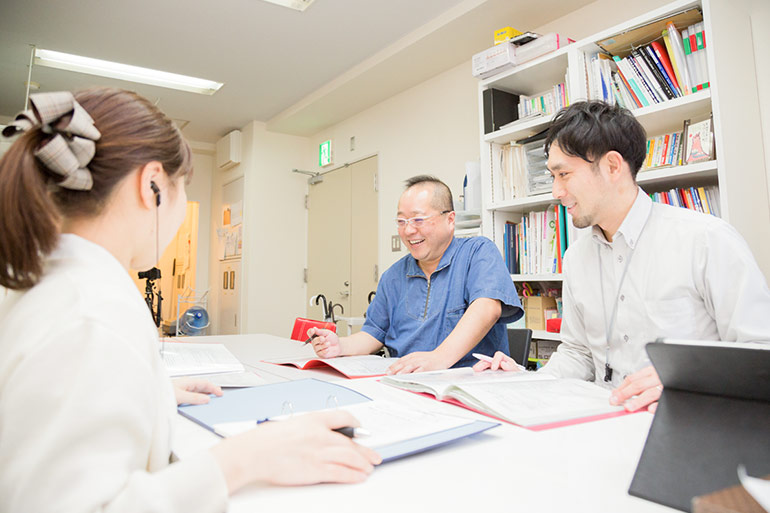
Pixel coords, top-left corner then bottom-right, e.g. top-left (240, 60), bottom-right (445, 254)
top-left (628, 342), bottom-right (770, 512)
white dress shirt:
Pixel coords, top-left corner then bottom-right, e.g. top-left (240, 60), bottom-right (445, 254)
top-left (541, 188), bottom-right (770, 387)
top-left (0, 235), bottom-right (228, 512)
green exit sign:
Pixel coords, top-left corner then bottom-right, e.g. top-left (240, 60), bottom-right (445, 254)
top-left (319, 139), bottom-right (333, 167)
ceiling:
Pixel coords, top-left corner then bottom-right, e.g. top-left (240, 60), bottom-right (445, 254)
top-left (0, 0), bottom-right (593, 143)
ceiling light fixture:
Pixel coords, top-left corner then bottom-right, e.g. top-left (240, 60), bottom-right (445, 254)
top-left (33, 48), bottom-right (224, 95)
top-left (259, 0), bottom-right (316, 12)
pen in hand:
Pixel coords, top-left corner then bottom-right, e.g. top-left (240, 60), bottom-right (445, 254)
top-left (303, 334), bottom-right (319, 345)
top-left (334, 426), bottom-right (372, 438)
top-left (472, 352), bottom-right (525, 371)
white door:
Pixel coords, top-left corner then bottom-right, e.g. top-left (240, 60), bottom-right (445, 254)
top-left (307, 156), bottom-right (378, 333)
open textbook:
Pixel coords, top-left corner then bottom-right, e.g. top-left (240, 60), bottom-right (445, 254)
top-left (178, 379), bottom-right (498, 462)
top-left (160, 342), bottom-right (245, 377)
top-left (381, 368), bottom-right (628, 430)
top-left (263, 354), bottom-right (399, 378)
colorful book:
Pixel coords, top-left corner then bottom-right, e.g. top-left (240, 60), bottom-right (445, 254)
top-left (651, 39), bottom-right (681, 94)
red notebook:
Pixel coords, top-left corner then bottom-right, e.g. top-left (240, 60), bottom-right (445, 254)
top-left (263, 355), bottom-right (398, 379)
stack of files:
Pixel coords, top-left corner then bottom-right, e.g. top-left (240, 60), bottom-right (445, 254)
top-left (262, 355), bottom-right (399, 379)
top-left (648, 185), bottom-right (720, 217)
top-left (178, 378), bottom-right (499, 463)
top-left (629, 340), bottom-right (770, 511)
top-left (381, 368), bottom-right (628, 430)
top-left (492, 131), bottom-right (550, 202)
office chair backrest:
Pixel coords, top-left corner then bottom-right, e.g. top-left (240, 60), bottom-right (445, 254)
top-left (290, 317), bottom-right (337, 341)
top-left (507, 328), bottom-right (533, 367)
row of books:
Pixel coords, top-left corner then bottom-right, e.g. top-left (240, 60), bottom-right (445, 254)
top-left (642, 130), bottom-right (684, 170)
top-left (503, 204), bottom-right (574, 275)
top-left (589, 20), bottom-right (710, 110)
top-left (517, 81), bottom-right (569, 119)
top-left (649, 185), bottom-right (720, 217)
top-left (640, 117), bottom-right (715, 171)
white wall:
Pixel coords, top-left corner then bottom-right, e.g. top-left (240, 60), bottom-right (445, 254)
top-left (751, 0), bottom-right (770, 214)
top-left (187, 146), bottom-right (214, 297)
top-left (223, 121), bottom-right (312, 337)
top-left (309, 63), bottom-right (480, 271)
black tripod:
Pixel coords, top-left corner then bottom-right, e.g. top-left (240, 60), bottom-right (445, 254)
top-left (138, 267), bottom-right (163, 327)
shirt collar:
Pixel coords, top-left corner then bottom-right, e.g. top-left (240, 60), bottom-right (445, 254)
top-left (405, 237), bottom-right (458, 278)
top-left (591, 187), bottom-right (651, 249)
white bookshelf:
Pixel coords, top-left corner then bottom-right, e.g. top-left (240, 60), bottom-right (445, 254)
top-left (478, 0), bottom-right (770, 344)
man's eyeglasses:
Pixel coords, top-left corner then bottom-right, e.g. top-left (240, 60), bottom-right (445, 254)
top-left (395, 210), bottom-right (451, 229)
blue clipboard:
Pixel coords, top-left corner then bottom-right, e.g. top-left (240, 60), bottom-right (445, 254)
top-left (178, 378), bottom-right (371, 430)
top-left (178, 378), bottom-right (500, 463)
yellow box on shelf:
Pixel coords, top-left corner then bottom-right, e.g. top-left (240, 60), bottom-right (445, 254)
top-left (494, 26), bottom-right (523, 45)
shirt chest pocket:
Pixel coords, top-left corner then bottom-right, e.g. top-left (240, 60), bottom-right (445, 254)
top-left (644, 297), bottom-right (697, 339)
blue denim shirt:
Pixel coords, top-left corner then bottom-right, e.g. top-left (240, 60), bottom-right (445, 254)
top-left (361, 236), bottom-right (522, 367)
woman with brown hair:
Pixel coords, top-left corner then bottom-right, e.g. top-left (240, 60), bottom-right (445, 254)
top-left (0, 88), bottom-right (379, 512)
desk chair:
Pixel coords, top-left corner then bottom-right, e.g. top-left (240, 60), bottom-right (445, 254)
top-left (507, 328), bottom-right (532, 367)
top-left (290, 317), bottom-right (336, 342)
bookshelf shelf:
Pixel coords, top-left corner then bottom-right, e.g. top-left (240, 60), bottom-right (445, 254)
top-left (637, 159), bottom-right (718, 188)
top-left (531, 330), bottom-right (561, 342)
top-left (633, 89), bottom-right (712, 136)
top-left (484, 113), bottom-right (554, 145)
top-left (489, 192), bottom-right (556, 213)
top-left (511, 274), bottom-right (563, 282)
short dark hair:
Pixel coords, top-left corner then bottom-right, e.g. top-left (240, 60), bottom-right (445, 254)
top-left (404, 175), bottom-right (454, 212)
top-left (544, 101), bottom-right (647, 178)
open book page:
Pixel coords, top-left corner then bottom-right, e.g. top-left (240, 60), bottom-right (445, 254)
top-left (338, 401), bottom-right (472, 449)
top-left (266, 355), bottom-right (399, 377)
top-left (213, 399), bottom-right (474, 447)
top-left (381, 367), bottom-right (553, 397)
top-left (452, 378), bottom-right (623, 427)
top-left (160, 343), bottom-right (244, 377)
top-left (185, 371), bottom-right (267, 388)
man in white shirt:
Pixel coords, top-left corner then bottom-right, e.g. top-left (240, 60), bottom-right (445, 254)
top-left (475, 100), bottom-right (770, 413)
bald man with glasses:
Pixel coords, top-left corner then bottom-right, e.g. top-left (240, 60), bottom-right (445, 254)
top-left (308, 175), bottom-right (522, 374)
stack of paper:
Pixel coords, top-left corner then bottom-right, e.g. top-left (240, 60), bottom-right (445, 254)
top-left (161, 342), bottom-right (245, 377)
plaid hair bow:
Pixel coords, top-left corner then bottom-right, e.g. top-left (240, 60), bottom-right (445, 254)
top-left (2, 92), bottom-right (101, 191)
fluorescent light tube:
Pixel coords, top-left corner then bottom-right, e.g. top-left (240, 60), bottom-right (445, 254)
top-left (260, 0), bottom-right (316, 12)
top-left (34, 49), bottom-right (224, 95)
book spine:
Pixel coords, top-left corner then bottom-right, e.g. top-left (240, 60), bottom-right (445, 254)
top-left (642, 45), bottom-right (676, 100)
top-left (616, 56), bottom-right (650, 107)
top-left (651, 39), bottom-right (681, 94)
top-left (647, 43), bottom-right (680, 98)
top-left (631, 49), bottom-right (666, 102)
top-left (612, 57), bottom-right (643, 108)
top-left (627, 53), bottom-right (659, 104)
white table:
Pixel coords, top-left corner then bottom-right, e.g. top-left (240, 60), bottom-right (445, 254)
top-left (171, 334), bottom-right (675, 513)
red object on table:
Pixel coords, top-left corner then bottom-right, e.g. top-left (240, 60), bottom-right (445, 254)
top-left (290, 317), bottom-right (337, 341)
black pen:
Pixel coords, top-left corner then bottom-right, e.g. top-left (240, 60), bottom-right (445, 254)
top-left (303, 334), bottom-right (319, 345)
top-left (334, 426), bottom-right (372, 438)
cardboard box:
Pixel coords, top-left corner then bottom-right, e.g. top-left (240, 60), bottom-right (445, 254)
top-left (523, 296), bottom-right (557, 330)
